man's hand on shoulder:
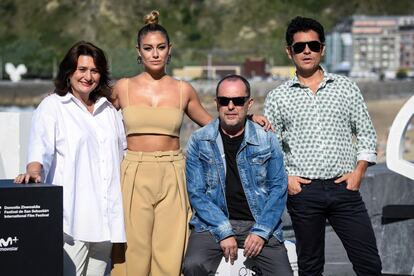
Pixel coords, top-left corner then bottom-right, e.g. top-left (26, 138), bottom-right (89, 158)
top-left (220, 236), bottom-right (238, 265)
top-left (243, 233), bottom-right (265, 258)
top-left (288, 176), bottom-right (311, 195)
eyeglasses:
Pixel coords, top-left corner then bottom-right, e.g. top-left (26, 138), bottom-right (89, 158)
top-left (216, 96), bottom-right (249, 106)
top-left (291, 41), bottom-right (323, 54)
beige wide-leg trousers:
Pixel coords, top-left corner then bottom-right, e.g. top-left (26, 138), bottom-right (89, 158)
top-left (112, 150), bottom-right (191, 276)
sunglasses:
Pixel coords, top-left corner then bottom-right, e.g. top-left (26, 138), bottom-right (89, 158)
top-left (216, 96), bottom-right (249, 106)
top-left (291, 41), bottom-right (323, 54)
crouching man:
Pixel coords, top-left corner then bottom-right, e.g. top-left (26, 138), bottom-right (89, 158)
top-left (182, 75), bottom-right (293, 276)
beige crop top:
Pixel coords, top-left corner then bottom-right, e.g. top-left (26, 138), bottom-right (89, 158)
top-left (122, 79), bottom-right (184, 137)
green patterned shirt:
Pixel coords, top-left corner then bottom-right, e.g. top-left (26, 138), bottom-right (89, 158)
top-left (264, 70), bottom-right (377, 179)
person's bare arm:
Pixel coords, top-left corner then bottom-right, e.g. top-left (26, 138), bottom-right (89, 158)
top-left (111, 78), bottom-right (129, 110)
top-left (184, 82), bottom-right (213, 126)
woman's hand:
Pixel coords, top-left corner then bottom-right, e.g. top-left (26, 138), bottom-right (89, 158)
top-left (249, 114), bottom-right (274, 131)
top-left (14, 171), bottom-right (42, 184)
top-left (14, 162), bottom-right (43, 184)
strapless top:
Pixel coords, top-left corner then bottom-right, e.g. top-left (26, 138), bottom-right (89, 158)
top-left (122, 105), bottom-right (183, 137)
top-left (121, 78), bottom-right (185, 137)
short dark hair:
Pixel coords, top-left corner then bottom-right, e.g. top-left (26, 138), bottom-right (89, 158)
top-left (54, 41), bottom-right (111, 102)
top-left (137, 11), bottom-right (170, 47)
top-left (216, 74), bottom-right (251, 97)
top-left (285, 16), bottom-right (325, 46)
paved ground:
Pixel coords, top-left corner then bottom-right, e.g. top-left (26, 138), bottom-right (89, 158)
top-left (324, 228), bottom-right (355, 276)
top-left (284, 226), bottom-right (355, 276)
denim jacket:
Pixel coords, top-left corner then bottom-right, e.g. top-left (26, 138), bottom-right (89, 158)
top-left (186, 118), bottom-right (288, 242)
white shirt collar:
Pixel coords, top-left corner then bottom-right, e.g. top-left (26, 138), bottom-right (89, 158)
top-left (55, 92), bottom-right (110, 114)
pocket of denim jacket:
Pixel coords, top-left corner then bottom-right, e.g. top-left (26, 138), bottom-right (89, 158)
top-left (248, 151), bottom-right (272, 191)
top-left (249, 151), bottom-right (271, 165)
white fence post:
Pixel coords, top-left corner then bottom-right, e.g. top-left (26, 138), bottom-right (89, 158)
top-left (0, 112), bottom-right (32, 178)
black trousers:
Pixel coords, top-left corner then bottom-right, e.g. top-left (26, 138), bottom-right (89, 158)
top-left (287, 179), bottom-right (382, 276)
top-left (182, 220), bottom-right (293, 276)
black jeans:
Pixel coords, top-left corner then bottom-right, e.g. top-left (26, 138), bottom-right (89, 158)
top-left (287, 178), bottom-right (382, 276)
top-left (182, 220), bottom-right (293, 276)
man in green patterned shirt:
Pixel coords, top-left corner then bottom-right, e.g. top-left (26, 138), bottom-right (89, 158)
top-left (264, 16), bottom-right (382, 276)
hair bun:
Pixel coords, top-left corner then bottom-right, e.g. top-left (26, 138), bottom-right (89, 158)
top-left (144, 10), bottom-right (159, 25)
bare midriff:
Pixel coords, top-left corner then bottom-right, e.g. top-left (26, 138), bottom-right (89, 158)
top-left (127, 134), bottom-right (180, 152)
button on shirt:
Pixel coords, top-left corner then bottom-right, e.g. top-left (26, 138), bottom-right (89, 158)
top-left (28, 93), bottom-right (126, 242)
top-left (264, 70), bottom-right (377, 179)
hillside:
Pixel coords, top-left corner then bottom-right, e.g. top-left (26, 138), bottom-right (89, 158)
top-left (1, 0), bottom-right (414, 78)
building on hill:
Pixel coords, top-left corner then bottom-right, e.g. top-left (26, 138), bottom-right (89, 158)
top-left (326, 15), bottom-right (414, 79)
top-left (351, 15), bottom-right (400, 78)
top-left (399, 16), bottom-right (414, 74)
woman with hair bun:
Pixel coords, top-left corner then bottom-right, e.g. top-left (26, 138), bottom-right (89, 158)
top-left (111, 10), bottom-right (270, 276)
